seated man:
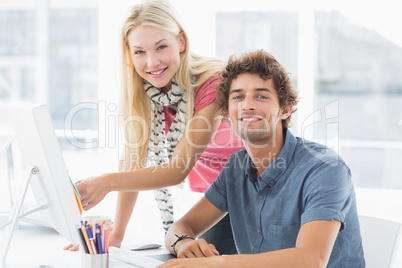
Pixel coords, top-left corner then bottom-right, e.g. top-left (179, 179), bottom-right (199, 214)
top-left (159, 50), bottom-right (365, 268)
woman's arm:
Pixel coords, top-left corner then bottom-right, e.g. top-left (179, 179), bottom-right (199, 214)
top-left (108, 191), bottom-right (139, 247)
top-left (107, 100), bottom-right (220, 247)
top-left (76, 102), bottom-right (221, 210)
top-left (106, 160), bottom-right (139, 248)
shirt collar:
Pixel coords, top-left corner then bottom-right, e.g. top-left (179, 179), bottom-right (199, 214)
top-left (244, 128), bottom-right (297, 189)
top-left (245, 156), bottom-right (257, 183)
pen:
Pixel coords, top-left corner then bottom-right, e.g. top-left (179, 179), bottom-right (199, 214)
top-left (68, 174), bottom-right (81, 198)
top-left (101, 222), bottom-right (105, 253)
top-left (89, 220), bottom-right (93, 235)
top-left (95, 224), bottom-right (103, 254)
top-left (101, 220), bottom-right (105, 233)
top-left (75, 224), bottom-right (89, 254)
top-left (106, 222), bottom-right (111, 253)
top-left (72, 185), bottom-right (83, 214)
top-left (103, 226), bottom-right (108, 253)
top-left (81, 224), bottom-right (94, 254)
top-left (86, 224), bottom-right (98, 254)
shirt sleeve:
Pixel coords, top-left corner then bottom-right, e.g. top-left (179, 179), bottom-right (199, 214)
top-left (204, 153), bottom-right (232, 212)
top-left (301, 161), bottom-right (354, 231)
top-left (194, 75), bottom-right (220, 112)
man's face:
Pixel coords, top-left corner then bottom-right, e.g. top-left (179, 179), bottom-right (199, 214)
top-left (228, 73), bottom-right (288, 147)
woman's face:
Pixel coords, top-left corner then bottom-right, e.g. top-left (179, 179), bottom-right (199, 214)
top-left (127, 25), bottom-right (186, 91)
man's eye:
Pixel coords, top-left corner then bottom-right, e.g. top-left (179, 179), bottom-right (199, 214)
top-left (233, 96), bottom-right (243, 100)
top-left (257, 95), bottom-right (268, 99)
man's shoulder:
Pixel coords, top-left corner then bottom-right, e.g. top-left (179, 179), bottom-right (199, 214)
top-left (293, 137), bottom-right (348, 169)
top-left (222, 148), bottom-right (249, 170)
top-left (228, 148), bottom-right (248, 160)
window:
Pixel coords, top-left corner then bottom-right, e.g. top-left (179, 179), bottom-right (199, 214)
top-left (207, 0), bottom-right (402, 190)
top-left (0, 1), bottom-right (99, 213)
top-left (314, 1), bottom-right (402, 188)
top-left (0, 1), bottom-right (98, 155)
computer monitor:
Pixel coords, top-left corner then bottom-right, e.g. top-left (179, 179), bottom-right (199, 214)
top-left (1, 103), bottom-right (82, 264)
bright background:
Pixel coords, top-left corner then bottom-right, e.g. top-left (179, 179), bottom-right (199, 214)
top-left (0, 0), bottom-right (402, 257)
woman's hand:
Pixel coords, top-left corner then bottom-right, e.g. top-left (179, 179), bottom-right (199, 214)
top-left (76, 173), bottom-right (113, 211)
top-left (108, 233), bottom-right (123, 248)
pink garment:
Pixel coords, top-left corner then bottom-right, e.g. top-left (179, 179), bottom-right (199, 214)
top-left (163, 75), bottom-right (244, 192)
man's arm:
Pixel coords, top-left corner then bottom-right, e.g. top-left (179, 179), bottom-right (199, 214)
top-left (165, 196), bottom-right (226, 258)
top-left (160, 219), bottom-right (340, 268)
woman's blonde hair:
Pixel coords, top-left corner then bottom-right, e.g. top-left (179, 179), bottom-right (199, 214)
top-left (120, 0), bottom-right (222, 171)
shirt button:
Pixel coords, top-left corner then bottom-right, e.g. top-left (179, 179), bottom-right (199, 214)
top-left (257, 228), bottom-right (261, 234)
top-left (258, 195), bottom-right (264, 200)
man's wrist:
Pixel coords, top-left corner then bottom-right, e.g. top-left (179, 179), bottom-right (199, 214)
top-left (171, 234), bottom-right (195, 255)
top-left (175, 238), bottom-right (194, 255)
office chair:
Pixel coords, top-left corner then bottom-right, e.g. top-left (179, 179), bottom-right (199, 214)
top-left (359, 215), bottom-right (402, 268)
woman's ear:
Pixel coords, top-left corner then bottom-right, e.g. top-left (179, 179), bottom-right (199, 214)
top-left (178, 31), bottom-right (186, 53)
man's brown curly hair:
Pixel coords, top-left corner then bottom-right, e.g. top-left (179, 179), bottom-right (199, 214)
top-left (216, 49), bottom-right (299, 129)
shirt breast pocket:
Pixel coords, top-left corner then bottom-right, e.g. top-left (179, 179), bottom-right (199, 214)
top-left (262, 223), bottom-right (300, 251)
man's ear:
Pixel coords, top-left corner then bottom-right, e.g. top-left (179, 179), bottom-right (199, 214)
top-left (280, 105), bottom-right (292, 120)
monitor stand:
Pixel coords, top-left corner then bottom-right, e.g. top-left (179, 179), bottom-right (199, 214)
top-left (0, 166), bottom-right (48, 267)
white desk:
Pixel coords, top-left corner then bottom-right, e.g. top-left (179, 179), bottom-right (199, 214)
top-left (0, 222), bottom-right (170, 268)
top-left (3, 188), bottom-right (402, 267)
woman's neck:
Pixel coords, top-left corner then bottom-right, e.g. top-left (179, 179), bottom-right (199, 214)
top-left (160, 81), bottom-right (172, 94)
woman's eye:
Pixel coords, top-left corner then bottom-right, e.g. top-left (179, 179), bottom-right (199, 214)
top-left (158, 45), bottom-right (167, 50)
top-left (134, 50), bottom-right (144, 55)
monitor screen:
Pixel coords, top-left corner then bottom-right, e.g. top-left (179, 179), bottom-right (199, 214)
top-left (5, 103), bottom-right (82, 246)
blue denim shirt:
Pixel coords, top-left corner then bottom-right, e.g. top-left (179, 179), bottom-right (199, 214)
top-left (205, 129), bottom-right (365, 267)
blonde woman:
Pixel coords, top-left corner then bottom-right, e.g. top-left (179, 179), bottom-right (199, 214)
top-left (74, 0), bottom-right (243, 254)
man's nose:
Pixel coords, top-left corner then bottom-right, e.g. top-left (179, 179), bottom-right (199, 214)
top-left (242, 96), bottom-right (255, 111)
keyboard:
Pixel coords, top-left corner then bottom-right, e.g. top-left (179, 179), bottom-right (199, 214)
top-left (109, 247), bottom-right (164, 267)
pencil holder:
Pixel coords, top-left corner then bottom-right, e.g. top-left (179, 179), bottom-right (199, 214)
top-left (81, 253), bottom-right (109, 268)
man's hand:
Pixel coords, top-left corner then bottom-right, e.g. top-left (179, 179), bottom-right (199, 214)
top-left (176, 238), bottom-right (219, 258)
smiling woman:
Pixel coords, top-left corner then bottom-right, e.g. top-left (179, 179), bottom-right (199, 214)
top-left (73, 0), bottom-right (244, 255)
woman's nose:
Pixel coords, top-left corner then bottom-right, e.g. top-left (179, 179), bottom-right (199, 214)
top-left (146, 53), bottom-right (160, 68)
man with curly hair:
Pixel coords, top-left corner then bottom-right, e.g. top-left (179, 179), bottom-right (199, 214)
top-left (160, 50), bottom-right (365, 268)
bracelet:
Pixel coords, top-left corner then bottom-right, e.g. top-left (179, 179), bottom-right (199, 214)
top-left (171, 234), bottom-right (195, 256)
